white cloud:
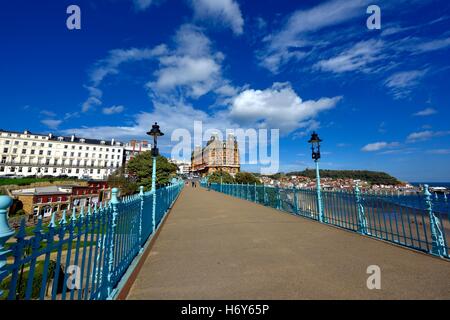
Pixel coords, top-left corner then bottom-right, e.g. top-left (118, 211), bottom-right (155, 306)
top-left (102, 105), bottom-right (125, 115)
top-left (81, 46), bottom-right (167, 113)
top-left (411, 37), bottom-right (450, 54)
top-left (361, 141), bottom-right (399, 152)
top-left (259, 0), bottom-right (371, 73)
top-left (41, 119), bottom-right (63, 130)
top-left (314, 40), bottom-right (384, 73)
top-left (229, 82), bottom-right (341, 134)
top-left (133, 0), bottom-right (155, 11)
top-left (384, 70), bottom-right (427, 99)
top-left (413, 107), bottom-right (437, 116)
top-left (190, 0), bottom-right (244, 35)
top-left (426, 149), bottom-right (450, 155)
top-left (82, 96), bottom-right (102, 113)
top-left (89, 46), bottom-right (167, 87)
top-left (147, 24), bottom-right (232, 99)
top-left (407, 130), bottom-right (450, 142)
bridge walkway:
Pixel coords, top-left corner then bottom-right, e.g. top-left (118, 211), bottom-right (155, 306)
top-left (126, 185), bottom-right (450, 299)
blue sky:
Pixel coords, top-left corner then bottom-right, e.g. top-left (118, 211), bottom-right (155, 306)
top-left (1, 0), bottom-right (450, 182)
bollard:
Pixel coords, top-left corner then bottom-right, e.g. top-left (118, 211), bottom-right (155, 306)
top-left (0, 196), bottom-right (14, 297)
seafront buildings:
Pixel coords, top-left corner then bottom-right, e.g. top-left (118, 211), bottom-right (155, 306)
top-left (190, 133), bottom-right (240, 177)
top-left (0, 129), bottom-right (151, 180)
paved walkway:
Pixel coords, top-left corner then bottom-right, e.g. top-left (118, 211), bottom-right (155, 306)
top-left (127, 185), bottom-right (450, 300)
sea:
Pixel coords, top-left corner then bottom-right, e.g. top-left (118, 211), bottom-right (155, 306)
top-left (411, 182), bottom-right (450, 189)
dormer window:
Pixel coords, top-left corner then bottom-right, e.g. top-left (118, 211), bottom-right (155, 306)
top-left (100, 141), bottom-right (106, 145)
top-left (80, 139), bottom-right (85, 143)
top-left (58, 137), bottom-right (64, 142)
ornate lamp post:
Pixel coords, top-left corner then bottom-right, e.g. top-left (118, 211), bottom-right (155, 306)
top-left (147, 122), bottom-right (164, 232)
top-left (308, 132), bottom-right (325, 222)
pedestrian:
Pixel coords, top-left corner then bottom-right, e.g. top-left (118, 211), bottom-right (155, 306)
top-left (191, 181), bottom-right (194, 188)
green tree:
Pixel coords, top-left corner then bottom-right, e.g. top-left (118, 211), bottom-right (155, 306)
top-left (207, 171), bottom-right (235, 184)
top-left (234, 172), bottom-right (261, 184)
top-left (126, 152), bottom-right (178, 190)
top-left (107, 167), bottom-right (139, 196)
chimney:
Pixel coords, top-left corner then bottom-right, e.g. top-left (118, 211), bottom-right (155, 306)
top-left (48, 133), bottom-right (53, 139)
top-left (111, 138), bottom-right (115, 145)
top-left (71, 134), bottom-right (75, 142)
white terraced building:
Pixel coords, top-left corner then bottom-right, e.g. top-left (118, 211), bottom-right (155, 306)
top-left (0, 129), bottom-right (124, 180)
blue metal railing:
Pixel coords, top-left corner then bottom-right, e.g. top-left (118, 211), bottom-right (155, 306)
top-left (203, 182), bottom-right (450, 259)
top-left (0, 181), bottom-right (184, 300)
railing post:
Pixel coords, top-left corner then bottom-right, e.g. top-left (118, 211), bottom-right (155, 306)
top-left (247, 183), bottom-right (250, 201)
top-left (424, 185), bottom-right (447, 257)
top-left (151, 156), bottom-right (157, 233)
top-left (0, 195), bottom-right (14, 297)
top-left (254, 183), bottom-right (258, 203)
top-left (315, 160), bottom-right (325, 223)
top-left (139, 186), bottom-right (144, 251)
top-left (293, 187), bottom-right (299, 214)
top-left (355, 182), bottom-right (368, 235)
top-left (107, 188), bottom-right (120, 298)
top-left (276, 186), bottom-right (281, 209)
top-left (263, 185), bottom-right (268, 205)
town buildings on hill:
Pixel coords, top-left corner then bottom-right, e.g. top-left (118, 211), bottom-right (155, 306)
top-left (190, 133), bottom-right (240, 177)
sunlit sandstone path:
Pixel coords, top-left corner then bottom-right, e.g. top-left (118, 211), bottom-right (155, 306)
top-left (126, 185), bottom-right (450, 300)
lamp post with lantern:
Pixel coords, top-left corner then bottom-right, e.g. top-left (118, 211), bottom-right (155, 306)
top-left (308, 132), bottom-right (325, 222)
top-left (147, 122), bottom-right (164, 231)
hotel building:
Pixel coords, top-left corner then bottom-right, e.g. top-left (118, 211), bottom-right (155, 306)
top-left (190, 133), bottom-right (240, 177)
top-left (0, 129), bottom-right (124, 180)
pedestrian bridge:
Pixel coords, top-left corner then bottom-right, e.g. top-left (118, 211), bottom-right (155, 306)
top-left (125, 185), bottom-right (449, 300)
top-left (1, 182), bottom-right (449, 300)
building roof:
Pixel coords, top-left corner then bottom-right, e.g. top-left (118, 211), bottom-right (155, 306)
top-left (0, 129), bottom-right (123, 147)
top-left (12, 186), bottom-right (73, 196)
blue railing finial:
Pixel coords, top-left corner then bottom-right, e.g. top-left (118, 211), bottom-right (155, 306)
top-left (0, 195), bottom-right (15, 298)
top-left (0, 195), bottom-right (14, 239)
top-left (111, 188), bottom-right (120, 205)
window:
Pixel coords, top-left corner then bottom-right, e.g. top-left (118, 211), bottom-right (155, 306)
top-left (24, 142), bottom-right (28, 146)
top-left (28, 167), bottom-right (32, 173)
top-left (64, 145), bottom-right (68, 149)
top-left (22, 149), bottom-right (26, 154)
top-left (39, 150), bottom-right (43, 155)
top-left (70, 152), bottom-right (74, 157)
top-left (3, 148), bottom-right (8, 153)
top-left (31, 150), bottom-right (35, 155)
top-left (5, 140), bottom-right (10, 145)
top-left (48, 144), bottom-right (52, 148)
top-left (47, 151), bottom-right (51, 156)
top-left (37, 198), bottom-right (43, 204)
top-left (0, 167), bottom-right (4, 172)
top-left (63, 152), bottom-right (67, 157)
top-left (14, 141), bottom-right (19, 145)
top-left (32, 142), bottom-right (37, 146)
top-left (57, 197), bottom-right (62, 202)
top-left (40, 143), bottom-right (44, 147)
top-left (12, 148), bottom-right (17, 154)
